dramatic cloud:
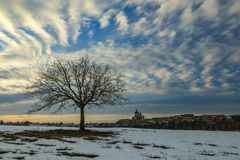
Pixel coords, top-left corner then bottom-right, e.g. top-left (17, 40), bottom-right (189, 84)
top-left (0, 0), bottom-right (239, 114)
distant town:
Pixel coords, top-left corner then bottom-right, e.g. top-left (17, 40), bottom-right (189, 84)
top-left (1, 110), bottom-right (240, 131)
top-left (89, 110), bottom-right (240, 131)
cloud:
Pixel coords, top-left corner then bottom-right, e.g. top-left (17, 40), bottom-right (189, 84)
top-left (99, 9), bottom-right (116, 29)
top-left (131, 17), bottom-right (148, 36)
top-left (180, 6), bottom-right (194, 27)
top-left (157, 29), bottom-right (176, 38)
top-left (230, 52), bottom-right (240, 62)
top-left (116, 11), bottom-right (128, 33)
top-left (0, 0), bottom-right (239, 114)
top-left (198, 0), bottom-right (219, 19)
top-left (0, 93), bottom-right (25, 104)
top-left (229, 1), bottom-right (240, 15)
top-left (68, 0), bottom-right (103, 42)
top-left (99, 15), bottom-right (110, 28)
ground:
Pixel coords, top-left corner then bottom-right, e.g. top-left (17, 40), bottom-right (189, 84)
top-left (0, 125), bottom-right (240, 160)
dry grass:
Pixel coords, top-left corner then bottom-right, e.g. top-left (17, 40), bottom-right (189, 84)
top-left (56, 147), bottom-right (72, 151)
top-left (107, 140), bottom-right (120, 144)
top-left (12, 157), bottom-right (25, 160)
top-left (221, 151), bottom-right (239, 156)
top-left (134, 142), bottom-right (151, 146)
top-left (152, 144), bottom-right (173, 149)
top-left (83, 136), bottom-right (102, 141)
top-left (57, 138), bottom-right (77, 143)
top-left (1, 129), bottom-right (114, 141)
top-left (57, 151), bottom-right (99, 158)
top-left (21, 138), bottom-right (38, 143)
top-left (122, 139), bottom-right (133, 144)
top-left (194, 142), bottom-right (203, 145)
top-left (133, 145), bottom-right (144, 149)
top-left (0, 150), bottom-right (17, 154)
top-left (35, 143), bottom-right (56, 147)
top-left (207, 143), bottom-right (218, 147)
top-left (0, 150), bottom-right (9, 154)
top-left (1, 134), bottom-right (19, 141)
top-left (146, 155), bottom-right (161, 159)
top-left (199, 150), bottom-right (216, 156)
top-left (20, 150), bottom-right (36, 155)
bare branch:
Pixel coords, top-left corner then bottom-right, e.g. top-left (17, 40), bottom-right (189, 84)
top-left (26, 55), bottom-right (127, 115)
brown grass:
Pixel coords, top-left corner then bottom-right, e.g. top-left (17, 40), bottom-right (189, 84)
top-left (133, 145), bottom-right (144, 149)
top-left (122, 139), bottom-right (133, 144)
top-left (35, 143), bottom-right (56, 147)
top-left (152, 144), bottom-right (173, 149)
top-left (83, 136), bottom-right (102, 141)
top-left (56, 147), bottom-right (72, 151)
top-left (12, 157), bottom-right (25, 160)
top-left (207, 143), bottom-right (218, 147)
top-left (0, 150), bottom-right (17, 154)
top-left (199, 150), bottom-right (216, 156)
top-left (2, 129), bottom-right (114, 141)
top-left (58, 151), bottom-right (99, 158)
top-left (107, 141), bottom-right (120, 144)
top-left (20, 150), bottom-right (36, 155)
top-left (0, 150), bottom-right (9, 154)
top-left (133, 142), bottom-right (151, 146)
top-left (56, 138), bottom-right (77, 143)
top-left (146, 155), bottom-right (161, 159)
top-left (21, 138), bottom-right (38, 143)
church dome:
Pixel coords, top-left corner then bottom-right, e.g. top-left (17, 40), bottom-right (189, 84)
top-left (135, 109), bottom-right (139, 114)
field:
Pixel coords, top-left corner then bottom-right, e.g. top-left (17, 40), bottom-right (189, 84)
top-left (0, 125), bottom-right (240, 160)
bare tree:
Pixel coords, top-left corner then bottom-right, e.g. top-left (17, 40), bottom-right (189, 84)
top-left (26, 56), bottom-right (126, 131)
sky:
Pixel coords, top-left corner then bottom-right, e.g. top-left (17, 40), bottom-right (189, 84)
top-left (0, 0), bottom-right (240, 122)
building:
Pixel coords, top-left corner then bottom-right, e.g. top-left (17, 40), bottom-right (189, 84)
top-left (116, 119), bottom-right (132, 127)
top-left (116, 109), bottom-right (145, 127)
top-left (132, 109), bottom-right (145, 125)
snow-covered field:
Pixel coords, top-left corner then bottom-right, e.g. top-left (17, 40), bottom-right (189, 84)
top-left (0, 125), bottom-right (240, 160)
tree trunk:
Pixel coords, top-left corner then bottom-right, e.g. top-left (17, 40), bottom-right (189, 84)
top-left (80, 107), bottom-right (85, 131)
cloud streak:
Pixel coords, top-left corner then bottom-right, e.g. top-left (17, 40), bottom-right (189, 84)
top-left (0, 0), bottom-right (239, 114)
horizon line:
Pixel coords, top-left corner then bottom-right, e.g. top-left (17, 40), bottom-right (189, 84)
top-left (1, 113), bottom-right (239, 123)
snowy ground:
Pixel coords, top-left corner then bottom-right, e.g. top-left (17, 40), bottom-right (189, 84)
top-left (0, 125), bottom-right (240, 160)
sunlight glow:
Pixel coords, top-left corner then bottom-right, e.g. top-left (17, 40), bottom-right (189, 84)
top-left (0, 114), bottom-right (171, 123)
